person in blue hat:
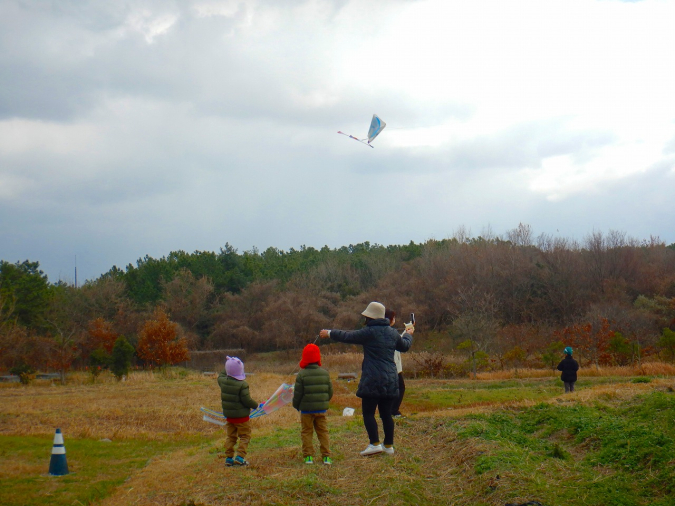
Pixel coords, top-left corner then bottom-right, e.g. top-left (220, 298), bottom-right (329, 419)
top-left (557, 347), bottom-right (579, 393)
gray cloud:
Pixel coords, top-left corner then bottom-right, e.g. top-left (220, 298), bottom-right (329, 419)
top-left (1, 0), bottom-right (674, 283)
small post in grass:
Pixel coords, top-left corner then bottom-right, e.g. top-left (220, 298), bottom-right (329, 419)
top-left (48, 428), bottom-right (69, 476)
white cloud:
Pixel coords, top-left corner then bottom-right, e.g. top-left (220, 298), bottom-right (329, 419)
top-left (1, 0), bottom-right (674, 282)
top-left (123, 10), bottom-right (178, 44)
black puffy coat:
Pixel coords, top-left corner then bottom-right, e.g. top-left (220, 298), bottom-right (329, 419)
top-left (557, 355), bottom-right (579, 382)
top-left (329, 318), bottom-right (412, 399)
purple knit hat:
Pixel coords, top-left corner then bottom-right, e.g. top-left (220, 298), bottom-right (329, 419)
top-left (225, 356), bottom-right (246, 380)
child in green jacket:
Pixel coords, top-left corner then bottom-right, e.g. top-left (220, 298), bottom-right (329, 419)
top-left (293, 343), bottom-right (333, 465)
top-left (217, 356), bottom-right (259, 466)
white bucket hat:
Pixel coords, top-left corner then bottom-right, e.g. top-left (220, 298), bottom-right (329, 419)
top-left (361, 301), bottom-right (385, 319)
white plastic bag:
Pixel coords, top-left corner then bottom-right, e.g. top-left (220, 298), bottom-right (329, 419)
top-left (342, 407), bottom-right (355, 416)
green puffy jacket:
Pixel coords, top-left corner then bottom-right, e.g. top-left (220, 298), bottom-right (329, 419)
top-left (217, 373), bottom-right (258, 419)
top-left (293, 364), bottom-right (333, 412)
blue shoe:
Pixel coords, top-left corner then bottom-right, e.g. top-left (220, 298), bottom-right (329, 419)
top-left (225, 457), bottom-right (234, 466)
top-left (234, 456), bottom-right (249, 466)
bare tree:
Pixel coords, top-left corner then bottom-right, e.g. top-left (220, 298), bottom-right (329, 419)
top-left (162, 268), bottom-right (214, 337)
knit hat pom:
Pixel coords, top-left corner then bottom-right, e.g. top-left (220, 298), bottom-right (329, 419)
top-left (225, 356), bottom-right (246, 380)
top-left (299, 343), bottom-right (321, 369)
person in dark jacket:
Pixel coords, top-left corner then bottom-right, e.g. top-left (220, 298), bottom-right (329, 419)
top-left (217, 356), bottom-right (259, 466)
top-left (385, 309), bottom-right (408, 418)
top-left (557, 346), bottom-right (579, 393)
top-left (293, 343), bottom-right (334, 465)
top-left (319, 301), bottom-right (413, 456)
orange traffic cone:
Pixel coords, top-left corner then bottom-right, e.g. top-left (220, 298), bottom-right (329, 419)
top-left (48, 428), bottom-right (69, 476)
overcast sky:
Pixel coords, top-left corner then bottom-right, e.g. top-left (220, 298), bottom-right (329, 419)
top-left (1, 0), bottom-right (674, 284)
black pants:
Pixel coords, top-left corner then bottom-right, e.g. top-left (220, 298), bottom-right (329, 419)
top-left (362, 397), bottom-right (395, 446)
top-left (391, 373), bottom-right (405, 415)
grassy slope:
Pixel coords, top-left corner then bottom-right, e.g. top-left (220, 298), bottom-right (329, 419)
top-left (1, 371), bottom-right (674, 506)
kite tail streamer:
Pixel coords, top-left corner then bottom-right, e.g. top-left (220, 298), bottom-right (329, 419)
top-left (203, 414), bottom-right (227, 426)
top-left (337, 131), bottom-right (375, 148)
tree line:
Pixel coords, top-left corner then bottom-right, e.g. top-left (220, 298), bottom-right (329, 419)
top-left (2, 225), bottom-right (675, 381)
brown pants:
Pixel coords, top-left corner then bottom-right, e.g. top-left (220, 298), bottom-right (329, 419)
top-left (301, 413), bottom-right (330, 458)
top-left (225, 420), bottom-right (252, 459)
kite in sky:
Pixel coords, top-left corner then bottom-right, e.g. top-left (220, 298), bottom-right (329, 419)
top-left (338, 114), bottom-right (387, 148)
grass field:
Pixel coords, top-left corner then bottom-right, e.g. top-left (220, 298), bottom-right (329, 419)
top-left (1, 366), bottom-right (674, 506)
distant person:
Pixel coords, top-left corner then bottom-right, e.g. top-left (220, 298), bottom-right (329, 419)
top-left (557, 347), bottom-right (579, 393)
top-left (293, 343), bottom-right (334, 465)
top-left (385, 309), bottom-right (407, 419)
top-left (218, 356), bottom-right (259, 466)
top-left (319, 302), bottom-right (413, 456)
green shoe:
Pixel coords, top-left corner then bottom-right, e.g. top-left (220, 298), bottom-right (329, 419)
top-left (323, 456), bottom-right (333, 466)
top-left (304, 456), bottom-right (314, 465)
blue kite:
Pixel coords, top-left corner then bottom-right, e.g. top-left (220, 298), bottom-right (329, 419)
top-left (338, 114), bottom-right (387, 148)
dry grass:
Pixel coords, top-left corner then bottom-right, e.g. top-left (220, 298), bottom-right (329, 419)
top-left (3, 359), bottom-right (674, 439)
top-left (475, 361), bottom-right (675, 380)
top-left (0, 369), bottom-right (359, 439)
top-left (321, 352), bottom-right (364, 372)
top-left (3, 358), bottom-right (675, 506)
top-left (248, 350), bottom-right (463, 377)
top-left (94, 413), bottom-right (502, 506)
top-left (93, 376), bottom-right (675, 506)
top-left (475, 369), bottom-right (558, 380)
top-left (247, 350), bottom-right (365, 375)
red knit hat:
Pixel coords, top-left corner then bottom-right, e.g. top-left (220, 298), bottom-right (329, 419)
top-left (299, 343), bottom-right (321, 369)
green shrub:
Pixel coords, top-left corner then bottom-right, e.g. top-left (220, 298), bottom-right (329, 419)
top-left (89, 348), bottom-right (111, 380)
top-left (111, 336), bottom-right (135, 380)
top-left (9, 363), bottom-right (35, 385)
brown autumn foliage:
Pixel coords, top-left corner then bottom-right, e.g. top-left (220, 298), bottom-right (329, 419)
top-left (161, 268), bottom-right (214, 332)
top-left (87, 317), bottom-right (119, 354)
top-left (136, 308), bottom-right (190, 368)
top-left (3, 226), bottom-right (675, 376)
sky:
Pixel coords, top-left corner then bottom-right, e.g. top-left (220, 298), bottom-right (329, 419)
top-left (1, 0), bottom-right (674, 284)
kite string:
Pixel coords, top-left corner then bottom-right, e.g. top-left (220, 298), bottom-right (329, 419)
top-left (282, 334), bottom-right (321, 384)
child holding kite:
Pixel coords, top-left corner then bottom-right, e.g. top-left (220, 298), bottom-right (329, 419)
top-left (218, 356), bottom-right (259, 466)
top-left (293, 343), bottom-right (334, 465)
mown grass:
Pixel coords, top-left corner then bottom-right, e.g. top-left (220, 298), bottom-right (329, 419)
top-left (402, 376), bottom-right (645, 413)
top-left (448, 389), bottom-right (675, 505)
top-left (1, 368), bottom-right (674, 505)
top-left (0, 434), bottom-right (206, 506)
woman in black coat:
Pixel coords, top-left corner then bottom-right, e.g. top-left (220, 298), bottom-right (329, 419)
top-left (557, 346), bottom-right (579, 393)
top-left (319, 302), bottom-right (413, 456)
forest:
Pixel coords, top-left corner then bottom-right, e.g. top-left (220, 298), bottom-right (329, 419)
top-left (2, 224), bottom-right (675, 380)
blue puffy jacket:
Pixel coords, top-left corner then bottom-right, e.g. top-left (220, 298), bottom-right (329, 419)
top-left (329, 318), bottom-right (412, 399)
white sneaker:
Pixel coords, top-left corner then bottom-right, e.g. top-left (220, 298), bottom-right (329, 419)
top-left (360, 444), bottom-right (383, 456)
top-left (382, 446), bottom-right (395, 455)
